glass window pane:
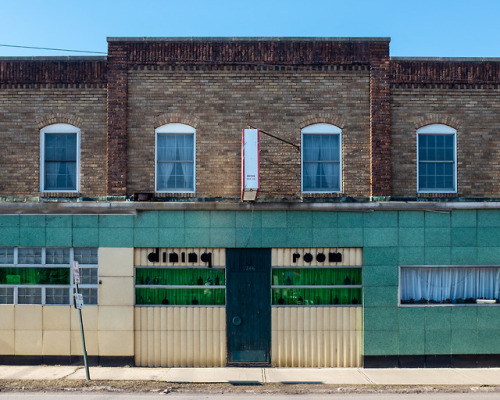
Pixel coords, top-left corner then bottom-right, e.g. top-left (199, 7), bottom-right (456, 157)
top-left (0, 248), bottom-right (14, 264)
top-left (45, 287), bottom-right (70, 305)
top-left (0, 287), bottom-right (14, 304)
top-left (80, 268), bottom-right (98, 284)
top-left (74, 248), bottom-right (98, 265)
top-left (45, 248), bottom-right (70, 264)
top-left (272, 288), bottom-right (362, 305)
top-left (18, 248), bottom-right (42, 264)
top-left (80, 288), bottom-right (98, 305)
top-left (18, 287), bottom-right (42, 304)
top-left (135, 288), bottom-right (225, 306)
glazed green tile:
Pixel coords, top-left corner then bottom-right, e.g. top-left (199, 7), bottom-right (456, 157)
top-left (478, 228), bottom-right (500, 247)
top-left (399, 211), bottom-right (425, 228)
top-left (425, 329), bottom-right (451, 354)
top-left (134, 211), bottom-right (159, 228)
top-left (364, 307), bottom-right (398, 330)
top-left (451, 329), bottom-right (477, 354)
top-left (451, 247), bottom-right (477, 265)
top-left (477, 330), bottom-right (500, 354)
top-left (46, 215), bottom-right (72, 228)
top-left (363, 265), bottom-right (398, 287)
top-left (134, 228), bottom-right (160, 247)
top-left (0, 226), bottom-right (20, 246)
top-left (235, 228), bottom-right (262, 247)
top-left (312, 211), bottom-right (337, 228)
top-left (450, 307), bottom-right (477, 329)
top-left (363, 247), bottom-right (398, 266)
top-left (451, 210), bottom-right (477, 227)
top-left (363, 329), bottom-right (398, 355)
top-left (159, 211), bottom-right (185, 228)
top-left (399, 247), bottom-right (425, 265)
top-left (286, 211), bottom-right (312, 228)
top-left (424, 247), bottom-right (451, 265)
top-left (159, 228), bottom-right (186, 247)
top-left (184, 228), bottom-right (210, 247)
top-left (425, 212), bottom-right (451, 227)
top-left (336, 228), bottom-right (363, 247)
top-left (185, 211), bottom-right (210, 228)
top-left (312, 228), bottom-right (338, 247)
top-left (477, 308), bottom-right (500, 330)
top-left (0, 216), bottom-right (20, 227)
top-left (364, 211), bottom-right (398, 228)
top-left (19, 227), bottom-right (45, 246)
top-left (210, 211), bottom-right (236, 228)
top-left (478, 210), bottom-right (500, 227)
top-left (399, 329), bottom-right (425, 355)
top-left (425, 307), bottom-right (451, 330)
top-left (477, 247), bottom-right (500, 264)
top-left (72, 228), bottom-right (99, 247)
top-left (45, 228), bottom-right (72, 247)
top-left (425, 228), bottom-right (451, 247)
top-left (451, 227), bottom-right (477, 247)
top-left (210, 228), bottom-right (236, 247)
top-left (261, 211), bottom-right (287, 228)
top-left (99, 215), bottom-right (134, 228)
top-left (20, 215), bottom-right (45, 227)
top-left (286, 228), bottom-right (313, 247)
top-left (337, 212), bottom-right (364, 228)
top-left (399, 307), bottom-right (425, 329)
top-left (364, 228), bottom-right (398, 247)
top-left (399, 228), bottom-right (425, 247)
top-left (73, 215), bottom-right (98, 228)
top-left (262, 228), bottom-right (288, 247)
top-left (235, 211), bottom-right (262, 228)
top-left (98, 228), bottom-right (133, 247)
top-left (363, 286), bottom-right (398, 307)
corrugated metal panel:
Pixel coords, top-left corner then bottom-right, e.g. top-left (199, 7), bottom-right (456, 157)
top-left (134, 248), bottom-right (226, 267)
top-left (134, 306), bottom-right (226, 367)
top-left (271, 306), bottom-right (362, 367)
top-left (272, 248), bottom-right (362, 267)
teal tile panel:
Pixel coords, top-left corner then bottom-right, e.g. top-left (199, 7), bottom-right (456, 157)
top-left (363, 287), bottom-right (398, 307)
top-left (399, 211), bottom-right (425, 228)
top-left (286, 211), bottom-right (313, 228)
top-left (19, 227), bottom-right (45, 247)
top-left (184, 228), bottom-right (210, 247)
top-left (478, 228), bottom-right (500, 247)
top-left (210, 211), bottom-right (236, 228)
top-left (20, 215), bottom-right (45, 227)
top-left (0, 226), bottom-right (20, 246)
top-left (477, 307), bottom-right (500, 330)
top-left (451, 227), bottom-right (477, 247)
top-left (338, 212), bottom-right (364, 228)
top-left (451, 210), bottom-right (477, 227)
top-left (477, 248), bottom-right (500, 265)
top-left (261, 211), bottom-right (287, 228)
top-left (399, 228), bottom-right (424, 247)
top-left (312, 211), bottom-right (337, 228)
top-left (312, 228), bottom-right (338, 247)
top-left (364, 211), bottom-right (398, 228)
top-left (399, 307), bottom-right (425, 330)
top-left (363, 330), bottom-right (398, 355)
top-left (399, 329), bottom-right (425, 355)
top-left (425, 228), bottom-right (451, 247)
top-left (425, 307), bottom-right (451, 330)
top-left (262, 228), bottom-right (288, 247)
top-left (210, 228), bottom-right (236, 247)
top-left (134, 228), bottom-right (160, 247)
top-left (363, 247), bottom-right (399, 266)
top-left (363, 265), bottom-right (398, 287)
top-left (134, 211), bottom-right (159, 228)
top-left (286, 228), bottom-right (313, 247)
top-left (159, 211), bottom-right (185, 228)
top-left (450, 307), bottom-right (478, 329)
top-left (72, 228), bottom-right (99, 247)
top-left (425, 329), bottom-right (451, 354)
top-left (399, 247), bottom-right (425, 265)
top-left (185, 211), bottom-right (210, 228)
top-left (0, 216), bottom-right (20, 227)
top-left (99, 215), bottom-right (134, 228)
top-left (98, 228), bottom-right (133, 247)
top-left (478, 210), bottom-right (500, 227)
top-left (73, 215), bottom-right (98, 228)
top-left (364, 307), bottom-right (398, 331)
top-left (477, 330), bottom-right (500, 354)
top-left (451, 247), bottom-right (478, 265)
top-left (46, 215), bottom-right (72, 228)
top-left (46, 228), bottom-right (73, 247)
top-left (235, 228), bottom-right (262, 247)
top-left (451, 329), bottom-right (478, 354)
top-left (425, 212), bottom-right (451, 227)
top-left (364, 228), bottom-right (398, 247)
top-left (235, 211), bottom-right (262, 228)
top-left (424, 247), bottom-right (451, 265)
top-left (336, 228), bottom-right (363, 247)
top-left (159, 228), bottom-right (186, 247)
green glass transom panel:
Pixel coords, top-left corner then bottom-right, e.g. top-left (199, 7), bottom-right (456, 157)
top-left (135, 288), bottom-right (225, 306)
top-left (136, 268), bottom-right (225, 286)
top-left (0, 267), bottom-right (70, 285)
top-left (272, 268), bottom-right (361, 286)
top-left (272, 288), bottom-right (362, 306)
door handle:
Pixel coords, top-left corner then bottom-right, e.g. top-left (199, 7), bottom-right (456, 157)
top-left (232, 316), bottom-right (242, 326)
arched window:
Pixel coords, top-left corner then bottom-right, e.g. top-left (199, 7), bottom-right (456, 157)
top-left (301, 123), bottom-right (342, 193)
top-left (155, 123), bottom-right (196, 193)
top-left (40, 123), bottom-right (80, 192)
top-left (417, 124), bottom-right (456, 193)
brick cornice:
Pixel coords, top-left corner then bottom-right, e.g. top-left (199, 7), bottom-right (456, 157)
top-left (36, 114), bottom-right (84, 129)
top-left (298, 114), bottom-right (346, 129)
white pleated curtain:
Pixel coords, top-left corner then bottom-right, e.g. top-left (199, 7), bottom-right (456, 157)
top-left (157, 134), bottom-right (194, 191)
top-left (401, 267), bottom-right (500, 301)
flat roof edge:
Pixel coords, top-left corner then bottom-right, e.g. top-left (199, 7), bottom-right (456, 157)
top-left (107, 36), bottom-right (391, 43)
top-left (0, 56), bottom-right (107, 61)
top-left (392, 56), bottom-right (500, 62)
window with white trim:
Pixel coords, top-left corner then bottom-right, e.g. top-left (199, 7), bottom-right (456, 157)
top-left (417, 124), bottom-right (456, 193)
top-left (40, 124), bottom-right (80, 192)
top-left (301, 123), bottom-right (342, 193)
top-left (0, 247), bottom-right (98, 305)
top-left (155, 123), bottom-right (196, 193)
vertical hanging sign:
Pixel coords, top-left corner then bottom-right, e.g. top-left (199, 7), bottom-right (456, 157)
top-left (241, 129), bottom-right (260, 201)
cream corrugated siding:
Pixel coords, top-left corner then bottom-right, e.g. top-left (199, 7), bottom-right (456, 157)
top-left (134, 306), bottom-right (226, 367)
top-left (272, 307), bottom-right (362, 367)
top-left (134, 248), bottom-right (226, 267)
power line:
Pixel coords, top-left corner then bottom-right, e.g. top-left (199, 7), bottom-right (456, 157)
top-left (0, 44), bottom-right (107, 55)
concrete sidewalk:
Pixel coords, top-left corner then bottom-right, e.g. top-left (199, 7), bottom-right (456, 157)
top-left (1, 366), bottom-right (500, 386)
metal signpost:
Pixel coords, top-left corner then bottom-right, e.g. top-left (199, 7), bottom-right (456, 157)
top-left (73, 261), bottom-right (90, 380)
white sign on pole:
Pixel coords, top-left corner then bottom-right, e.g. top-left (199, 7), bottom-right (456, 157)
top-left (241, 129), bottom-right (260, 201)
top-left (73, 260), bottom-right (80, 284)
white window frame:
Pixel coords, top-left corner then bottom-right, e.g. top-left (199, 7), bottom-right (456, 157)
top-left (155, 123), bottom-right (196, 193)
top-left (301, 123), bottom-right (342, 193)
top-left (417, 124), bottom-right (457, 194)
top-left (40, 123), bottom-right (81, 193)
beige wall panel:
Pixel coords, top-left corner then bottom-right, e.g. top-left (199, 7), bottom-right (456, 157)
top-left (98, 306), bottom-right (134, 331)
top-left (100, 248), bottom-right (134, 277)
top-left (0, 330), bottom-right (15, 354)
top-left (0, 306), bottom-right (14, 330)
top-left (99, 277), bottom-right (135, 306)
top-left (42, 330), bottom-right (70, 355)
top-left (14, 305), bottom-right (42, 330)
top-left (272, 248), bottom-right (362, 266)
top-left (272, 307), bottom-right (362, 367)
top-left (43, 306), bottom-right (70, 331)
top-left (15, 330), bottom-right (42, 355)
top-left (70, 330), bottom-right (99, 355)
top-left (98, 331), bottom-right (134, 356)
top-left (71, 306), bottom-right (98, 331)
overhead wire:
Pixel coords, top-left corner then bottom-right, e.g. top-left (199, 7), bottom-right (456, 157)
top-left (0, 43), bottom-right (107, 55)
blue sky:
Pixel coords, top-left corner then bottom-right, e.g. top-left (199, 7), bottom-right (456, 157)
top-left (0, 0), bottom-right (499, 58)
